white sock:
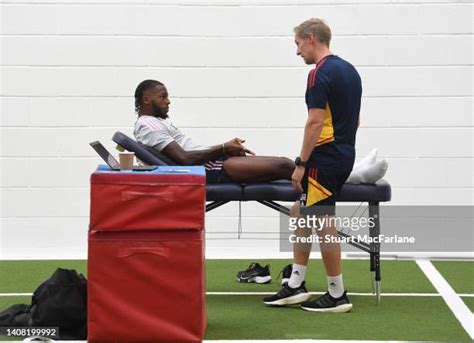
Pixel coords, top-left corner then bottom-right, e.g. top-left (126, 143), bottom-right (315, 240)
top-left (347, 159), bottom-right (388, 183)
top-left (353, 148), bottom-right (377, 172)
top-left (327, 274), bottom-right (344, 298)
top-left (288, 264), bottom-right (307, 288)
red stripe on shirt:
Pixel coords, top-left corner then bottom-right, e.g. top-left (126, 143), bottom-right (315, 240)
top-left (308, 69), bottom-right (316, 88)
top-left (309, 57), bottom-right (329, 88)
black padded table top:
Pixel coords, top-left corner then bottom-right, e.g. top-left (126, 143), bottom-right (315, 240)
top-left (207, 183), bottom-right (244, 201)
top-left (207, 179), bottom-right (391, 203)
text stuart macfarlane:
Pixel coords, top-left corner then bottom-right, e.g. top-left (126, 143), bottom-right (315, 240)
top-left (289, 234), bottom-right (415, 244)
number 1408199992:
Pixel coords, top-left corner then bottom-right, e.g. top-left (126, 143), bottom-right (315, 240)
top-left (0, 327), bottom-right (59, 338)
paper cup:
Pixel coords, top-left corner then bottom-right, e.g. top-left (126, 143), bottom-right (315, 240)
top-left (119, 151), bottom-right (135, 170)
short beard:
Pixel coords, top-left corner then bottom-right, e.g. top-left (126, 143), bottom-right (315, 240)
top-left (151, 103), bottom-right (168, 119)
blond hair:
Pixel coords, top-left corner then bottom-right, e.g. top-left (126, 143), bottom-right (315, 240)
top-left (294, 18), bottom-right (332, 47)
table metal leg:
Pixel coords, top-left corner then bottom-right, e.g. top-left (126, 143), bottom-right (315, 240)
top-left (369, 201), bottom-right (381, 304)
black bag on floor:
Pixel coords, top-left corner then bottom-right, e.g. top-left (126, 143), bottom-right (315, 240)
top-left (0, 303), bottom-right (32, 326)
top-left (30, 268), bottom-right (87, 340)
top-left (0, 268), bottom-right (87, 340)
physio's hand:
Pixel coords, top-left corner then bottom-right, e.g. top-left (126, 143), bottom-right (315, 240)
top-left (224, 138), bottom-right (255, 156)
top-left (292, 166), bottom-right (305, 193)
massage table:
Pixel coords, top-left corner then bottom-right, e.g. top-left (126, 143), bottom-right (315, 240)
top-left (112, 132), bottom-right (391, 303)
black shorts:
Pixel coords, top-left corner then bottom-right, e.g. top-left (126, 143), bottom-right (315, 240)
top-left (206, 168), bottom-right (233, 184)
top-left (205, 159), bottom-right (233, 184)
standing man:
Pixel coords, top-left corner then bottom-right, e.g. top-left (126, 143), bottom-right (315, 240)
top-left (264, 18), bottom-right (361, 312)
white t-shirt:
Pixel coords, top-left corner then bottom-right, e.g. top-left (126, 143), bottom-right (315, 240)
top-left (134, 115), bottom-right (207, 151)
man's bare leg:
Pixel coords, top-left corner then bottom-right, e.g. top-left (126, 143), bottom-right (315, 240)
top-left (223, 156), bottom-right (295, 182)
top-left (290, 203), bottom-right (344, 301)
top-left (292, 202), bottom-right (311, 266)
top-left (316, 216), bottom-right (341, 277)
top-left (262, 201), bottom-right (312, 305)
top-left (290, 202), bottom-right (341, 276)
top-left (292, 203), bottom-right (341, 275)
top-left (299, 213), bottom-right (351, 312)
top-left (287, 201), bottom-right (312, 290)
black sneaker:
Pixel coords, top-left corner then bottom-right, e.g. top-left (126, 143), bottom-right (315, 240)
top-left (236, 262), bottom-right (272, 284)
top-left (277, 264), bottom-right (292, 285)
top-left (263, 281), bottom-right (311, 306)
top-left (300, 291), bottom-right (353, 313)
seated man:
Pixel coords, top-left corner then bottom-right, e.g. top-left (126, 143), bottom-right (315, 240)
top-left (133, 79), bottom-right (296, 184)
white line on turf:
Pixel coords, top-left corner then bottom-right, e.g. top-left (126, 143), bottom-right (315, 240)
top-left (417, 259), bottom-right (474, 340)
top-left (2, 292), bottom-right (474, 297)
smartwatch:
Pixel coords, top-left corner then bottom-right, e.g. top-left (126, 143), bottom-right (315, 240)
top-left (294, 157), bottom-right (307, 167)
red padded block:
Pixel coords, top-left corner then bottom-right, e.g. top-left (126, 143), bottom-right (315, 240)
top-left (88, 168), bottom-right (207, 342)
top-left (88, 230), bottom-right (206, 343)
top-left (90, 172), bottom-right (205, 231)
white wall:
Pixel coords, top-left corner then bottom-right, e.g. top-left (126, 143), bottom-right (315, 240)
top-left (1, 0), bottom-right (472, 259)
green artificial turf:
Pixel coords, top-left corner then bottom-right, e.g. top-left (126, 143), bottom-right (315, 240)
top-left (0, 259), bottom-right (472, 341)
top-left (207, 259), bottom-right (437, 293)
top-left (432, 261), bottom-right (474, 294)
top-left (0, 294), bottom-right (470, 342)
top-left (0, 260), bottom-right (87, 293)
top-left (205, 295), bottom-right (471, 341)
top-left (0, 259), bottom-right (437, 294)
top-left (462, 297), bottom-right (474, 313)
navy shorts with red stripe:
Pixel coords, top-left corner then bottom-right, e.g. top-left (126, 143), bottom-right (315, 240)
top-left (300, 159), bottom-right (351, 215)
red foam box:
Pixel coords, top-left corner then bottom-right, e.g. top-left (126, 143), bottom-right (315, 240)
top-left (89, 170), bottom-right (205, 231)
top-left (88, 167), bottom-right (207, 343)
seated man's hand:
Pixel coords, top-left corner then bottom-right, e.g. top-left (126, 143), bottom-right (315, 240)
top-left (224, 138), bottom-right (255, 156)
